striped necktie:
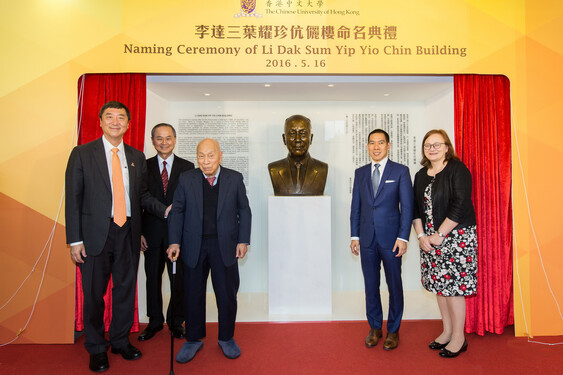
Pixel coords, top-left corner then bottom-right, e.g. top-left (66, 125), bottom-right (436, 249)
top-left (161, 161), bottom-right (169, 196)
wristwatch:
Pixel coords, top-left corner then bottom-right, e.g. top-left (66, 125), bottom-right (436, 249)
top-left (438, 231), bottom-right (445, 238)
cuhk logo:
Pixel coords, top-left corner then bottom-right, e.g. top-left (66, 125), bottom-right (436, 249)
top-left (235, 0), bottom-right (262, 17)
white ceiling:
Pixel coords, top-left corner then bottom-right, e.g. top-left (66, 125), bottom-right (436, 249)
top-left (147, 75), bottom-right (453, 102)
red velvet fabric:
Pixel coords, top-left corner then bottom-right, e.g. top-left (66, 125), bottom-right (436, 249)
top-left (74, 73), bottom-right (147, 332)
top-left (454, 75), bottom-right (514, 335)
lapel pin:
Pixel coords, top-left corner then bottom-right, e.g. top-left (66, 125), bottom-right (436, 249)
top-left (131, 162), bottom-right (135, 167)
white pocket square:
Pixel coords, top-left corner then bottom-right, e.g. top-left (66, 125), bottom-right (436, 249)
top-left (385, 180), bottom-right (396, 183)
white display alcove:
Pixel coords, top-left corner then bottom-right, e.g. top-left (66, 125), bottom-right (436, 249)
top-left (139, 75), bottom-right (451, 322)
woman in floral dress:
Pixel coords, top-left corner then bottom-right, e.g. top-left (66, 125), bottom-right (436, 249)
top-left (412, 129), bottom-right (477, 358)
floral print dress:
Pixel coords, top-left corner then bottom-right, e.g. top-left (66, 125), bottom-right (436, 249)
top-left (420, 179), bottom-right (478, 296)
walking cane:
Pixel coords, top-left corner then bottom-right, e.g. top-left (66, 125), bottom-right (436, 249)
top-left (169, 258), bottom-right (176, 375)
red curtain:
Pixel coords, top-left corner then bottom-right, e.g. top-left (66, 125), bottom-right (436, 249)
top-left (75, 73), bottom-right (147, 332)
top-left (454, 75), bottom-right (514, 335)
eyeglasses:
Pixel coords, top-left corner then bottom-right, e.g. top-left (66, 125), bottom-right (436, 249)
top-left (423, 142), bottom-right (445, 150)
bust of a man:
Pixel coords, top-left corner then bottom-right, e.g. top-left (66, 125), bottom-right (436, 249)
top-left (268, 114), bottom-right (328, 196)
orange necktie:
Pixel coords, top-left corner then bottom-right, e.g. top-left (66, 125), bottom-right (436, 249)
top-left (111, 148), bottom-right (126, 227)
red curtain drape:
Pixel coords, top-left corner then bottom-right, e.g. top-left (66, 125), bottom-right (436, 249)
top-left (74, 73), bottom-right (147, 332)
top-left (454, 75), bottom-right (514, 335)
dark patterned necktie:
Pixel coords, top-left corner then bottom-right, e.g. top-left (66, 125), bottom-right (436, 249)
top-left (295, 162), bottom-right (302, 191)
top-left (161, 161), bottom-right (169, 196)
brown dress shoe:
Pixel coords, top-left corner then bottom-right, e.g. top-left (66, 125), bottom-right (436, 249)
top-left (383, 332), bottom-right (399, 350)
top-left (365, 328), bottom-right (383, 347)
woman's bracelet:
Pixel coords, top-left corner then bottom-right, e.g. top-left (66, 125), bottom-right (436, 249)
top-left (417, 233), bottom-right (426, 239)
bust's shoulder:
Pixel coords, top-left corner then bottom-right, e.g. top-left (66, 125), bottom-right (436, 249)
top-left (309, 157), bottom-right (328, 170)
top-left (268, 158), bottom-right (289, 170)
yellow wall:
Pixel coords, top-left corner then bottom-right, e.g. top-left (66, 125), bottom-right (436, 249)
top-left (1, 0), bottom-right (562, 342)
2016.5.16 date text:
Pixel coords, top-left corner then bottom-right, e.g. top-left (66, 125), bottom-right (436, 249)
top-left (265, 59), bottom-right (327, 68)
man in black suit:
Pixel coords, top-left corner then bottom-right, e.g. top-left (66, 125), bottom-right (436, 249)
top-left (65, 101), bottom-right (169, 372)
top-left (138, 123), bottom-right (194, 341)
top-left (167, 138), bottom-right (252, 363)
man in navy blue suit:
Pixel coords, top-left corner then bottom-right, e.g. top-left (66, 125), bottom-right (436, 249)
top-left (167, 138), bottom-right (251, 363)
top-left (350, 129), bottom-right (414, 350)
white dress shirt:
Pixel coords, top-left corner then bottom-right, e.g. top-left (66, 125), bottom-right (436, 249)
top-left (157, 153), bottom-right (174, 175)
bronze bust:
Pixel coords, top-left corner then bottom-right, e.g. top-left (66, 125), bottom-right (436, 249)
top-left (268, 114), bottom-right (328, 195)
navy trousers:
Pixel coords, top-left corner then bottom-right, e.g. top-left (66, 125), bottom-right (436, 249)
top-left (360, 236), bottom-right (404, 333)
top-left (184, 238), bottom-right (240, 342)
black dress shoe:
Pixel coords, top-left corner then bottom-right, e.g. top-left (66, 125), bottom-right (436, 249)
top-left (138, 325), bottom-right (163, 341)
top-left (429, 340), bottom-right (449, 350)
top-left (89, 352), bottom-right (109, 372)
top-left (171, 325), bottom-right (186, 339)
top-left (111, 343), bottom-right (143, 360)
top-left (439, 340), bottom-right (468, 358)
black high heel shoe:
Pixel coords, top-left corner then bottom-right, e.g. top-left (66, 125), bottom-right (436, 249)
top-left (429, 340), bottom-right (449, 350)
top-left (439, 340), bottom-right (468, 358)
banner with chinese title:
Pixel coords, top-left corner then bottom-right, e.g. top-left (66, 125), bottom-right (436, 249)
top-left (1, 0), bottom-right (562, 342)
